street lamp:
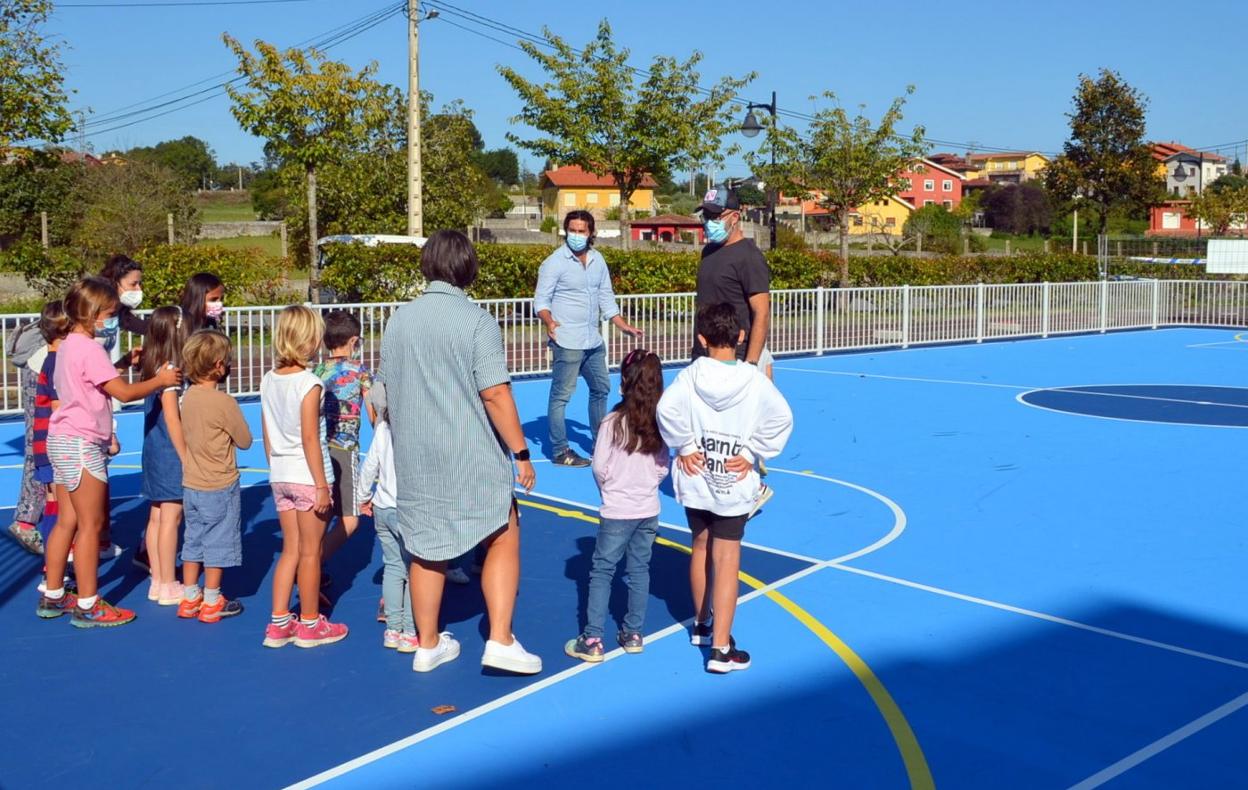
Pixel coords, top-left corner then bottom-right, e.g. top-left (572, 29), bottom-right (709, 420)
top-left (741, 91), bottom-right (777, 250)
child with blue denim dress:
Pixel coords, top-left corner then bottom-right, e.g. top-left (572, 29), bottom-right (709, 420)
top-left (565, 348), bottom-right (670, 662)
top-left (139, 306), bottom-right (188, 606)
top-left (357, 383), bottom-right (418, 654)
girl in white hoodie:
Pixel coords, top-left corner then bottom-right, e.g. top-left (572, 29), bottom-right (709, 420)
top-left (657, 304), bottom-right (793, 673)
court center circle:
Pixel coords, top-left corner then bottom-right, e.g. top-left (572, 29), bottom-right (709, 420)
top-left (1017, 384), bottom-right (1248, 427)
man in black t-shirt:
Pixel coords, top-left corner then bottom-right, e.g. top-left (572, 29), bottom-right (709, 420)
top-left (693, 184), bottom-right (771, 363)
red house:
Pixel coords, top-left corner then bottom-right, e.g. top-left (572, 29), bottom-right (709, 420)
top-left (630, 214), bottom-right (706, 244)
top-left (1149, 201), bottom-right (1248, 237)
top-left (898, 158), bottom-right (965, 210)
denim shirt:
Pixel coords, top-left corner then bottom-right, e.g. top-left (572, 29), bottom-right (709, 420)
top-left (533, 245), bottom-right (621, 350)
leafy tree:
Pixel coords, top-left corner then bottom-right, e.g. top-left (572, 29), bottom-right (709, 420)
top-left (0, 0), bottom-right (74, 146)
top-left (479, 148), bottom-right (520, 186)
top-left (499, 19), bottom-right (752, 248)
top-left (1043, 69), bottom-right (1162, 235)
top-left (0, 153), bottom-right (82, 246)
top-left (981, 183), bottom-right (1052, 235)
top-left (736, 182), bottom-right (765, 206)
top-left (751, 88), bottom-right (927, 285)
top-left (1209, 173), bottom-right (1248, 195)
top-left (904, 204), bottom-right (963, 253)
top-left (223, 35), bottom-right (396, 298)
top-left (67, 159), bottom-right (199, 261)
top-left (1184, 185), bottom-right (1248, 236)
top-left (126, 136), bottom-right (217, 190)
top-left (1233, 158), bottom-right (1243, 177)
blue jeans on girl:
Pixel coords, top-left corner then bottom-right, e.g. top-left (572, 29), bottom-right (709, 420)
top-left (583, 516), bottom-right (658, 639)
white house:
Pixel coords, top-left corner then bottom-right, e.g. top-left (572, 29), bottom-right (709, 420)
top-left (1165, 151), bottom-right (1228, 197)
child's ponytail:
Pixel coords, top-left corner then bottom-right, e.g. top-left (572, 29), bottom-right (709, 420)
top-left (612, 349), bottom-right (665, 455)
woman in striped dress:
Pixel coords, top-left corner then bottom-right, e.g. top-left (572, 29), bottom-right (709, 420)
top-left (379, 230), bottom-right (541, 675)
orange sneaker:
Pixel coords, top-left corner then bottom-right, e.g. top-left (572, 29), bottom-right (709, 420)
top-left (198, 596), bottom-right (243, 623)
top-left (70, 599), bottom-right (136, 628)
top-left (177, 594), bottom-right (203, 619)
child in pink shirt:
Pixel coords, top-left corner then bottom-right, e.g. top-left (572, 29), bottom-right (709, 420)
top-left (565, 349), bottom-right (670, 663)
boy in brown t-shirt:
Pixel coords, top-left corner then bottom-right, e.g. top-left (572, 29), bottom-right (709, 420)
top-left (176, 330), bottom-right (254, 623)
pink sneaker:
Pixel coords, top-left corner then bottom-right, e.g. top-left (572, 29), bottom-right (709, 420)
top-left (397, 633), bottom-right (420, 654)
top-left (294, 615), bottom-right (348, 648)
top-left (262, 618), bottom-right (298, 648)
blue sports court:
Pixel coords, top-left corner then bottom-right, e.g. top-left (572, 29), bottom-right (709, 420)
top-left (1, 326), bottom-right (1245, 788)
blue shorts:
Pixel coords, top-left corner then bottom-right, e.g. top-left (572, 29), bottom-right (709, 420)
top-left (182, 481), bottom-right (243, 568)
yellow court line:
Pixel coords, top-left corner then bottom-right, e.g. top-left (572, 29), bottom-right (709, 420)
top-left (518, 498), bottom-right (935, 790)
top-left (1235, 332), bottom-right (1247, 343)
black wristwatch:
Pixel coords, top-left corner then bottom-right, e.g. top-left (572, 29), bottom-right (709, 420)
top-left (513, 448), bottom-right (531, 462)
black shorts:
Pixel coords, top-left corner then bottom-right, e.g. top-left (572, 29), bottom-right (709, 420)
top-left (684, 507), bottom-right (747, 541)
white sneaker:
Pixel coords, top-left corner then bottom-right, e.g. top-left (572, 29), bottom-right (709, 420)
top-left (412, 632), bottom-right (460, 672)
top-left (482, 636), bottom-right (542, 675)
top-left (747, 483), bottom-right (774, 520)
top-left (445, 567), bottom-right (471, 585)
top-left (98, 543), bottom-right (123, 561)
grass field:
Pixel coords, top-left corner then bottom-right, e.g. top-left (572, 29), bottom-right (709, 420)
top-left (194, 234), bottom-right (285, 257)
top-left (196, 190), bottom-right (258, 222)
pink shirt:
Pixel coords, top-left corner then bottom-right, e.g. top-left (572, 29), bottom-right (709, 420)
top-left (49, 332), bottom-right (118, 444)
top-left (592, 412), bottom-right (671, 520)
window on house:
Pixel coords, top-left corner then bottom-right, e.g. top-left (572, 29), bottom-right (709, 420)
top-left (924, 200), bottom-right (935, 207)
top-left (609, 193), bottom-right (621, 207)
top-left (885, 217), bottom-right (896, 227)
top-left (924, 179), bottom-right (935, 191)
top-left (852, 215), bottom-right (863, 226)
top-left (586, 192), bottom-right (598, 205)
top-left (942, 180), bottom-right (953, 192)
top-left (564, 192), bottom-right (576, 207)
top-left (943, 200), bottom-right (953, 209)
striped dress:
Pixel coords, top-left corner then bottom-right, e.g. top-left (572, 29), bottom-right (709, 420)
top-left (379, 280), bottom-right (513, 561)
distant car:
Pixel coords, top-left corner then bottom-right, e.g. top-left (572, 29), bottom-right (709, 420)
top-left (315, 234), bottom-right (427, 303)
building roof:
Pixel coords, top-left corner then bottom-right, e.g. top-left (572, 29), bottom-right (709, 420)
top-left (541, 164), bottom-right (658, 189)
top-left (912, 157), bottom-right (967, 181)
top-left (966, 151), bottom-right (1048, 162)
top-left (963, 178), bottom-right (994, 188)
top-left (629, 213), bottom-right (703, 227)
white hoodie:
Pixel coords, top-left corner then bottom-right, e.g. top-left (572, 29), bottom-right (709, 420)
top-left (657, 357), bottom-right (794, 517)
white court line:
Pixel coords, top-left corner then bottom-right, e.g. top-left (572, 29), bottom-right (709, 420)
top-left (829, 564), bottom-right (1248, 671)
top-left (1067, 691), bottom-right (1248, 790)
top-left (1014, 390), bottom-right (1248, 430)
top-left (286, 559), bottom-right (831, 790)
top-left (774, 367), bottom-right (1035, 391)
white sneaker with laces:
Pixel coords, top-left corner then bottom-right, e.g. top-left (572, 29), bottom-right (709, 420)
top-left (412, 632), bottom-right (460, 672)
top-left (482, 636), bottom-right (542, 674)
top-left (747, 483), bottom-right (774, 520)
top-left (445, 567), bottom-right (471, 585)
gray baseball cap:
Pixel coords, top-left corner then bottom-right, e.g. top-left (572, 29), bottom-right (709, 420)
top-left (698, 184), bottom-right (741, 217)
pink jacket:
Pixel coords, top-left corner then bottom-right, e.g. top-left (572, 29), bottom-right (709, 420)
top-left (592, 412), bottom-right (671, 520)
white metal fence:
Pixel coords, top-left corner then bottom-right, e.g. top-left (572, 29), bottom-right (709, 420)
top-left (2, 279), bottom-right (1246, 415)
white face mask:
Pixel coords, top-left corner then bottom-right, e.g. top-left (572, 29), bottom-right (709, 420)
top-left (119, 289), bottom-right (143, 309)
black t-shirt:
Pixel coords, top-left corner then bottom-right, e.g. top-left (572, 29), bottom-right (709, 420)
top-left (693, 238), bottom-right (770, 359)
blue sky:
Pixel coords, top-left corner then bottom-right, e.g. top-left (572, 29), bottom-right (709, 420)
top-left (47, 0), bottom-right (1248, 177)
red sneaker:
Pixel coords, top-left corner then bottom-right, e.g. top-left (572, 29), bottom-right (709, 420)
top-left (294, 615), bottom-right (348, 648)
top-left (36, 592), bottom-right (77, 619)
top-left (177, 594), bottom-right (203, 619)
top-left (198, 597), bottom-right (243, 624)
top-left (262, 618), bottom-right (298, 648)
top-left (70, 599), bottom-right (136, 628)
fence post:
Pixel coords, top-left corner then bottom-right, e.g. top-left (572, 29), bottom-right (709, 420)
top-left (167, 213), bottom-right (175, 244)
top-left (815, 286), bottom-right (825, 356)
top-left (976, 282), bottom-right (985, 343)
top-left (1005, 239), bottom-right (1011, 256)
top-left (1099, 278), bottom-right (1108, 333)
top-left (963, 236), bottom-right (970, 255)
top-left (1151, 278), bottom-right (1160, 329)
top-left (1152, 241), bottom-right (1159, 257)
top-left (916, 234), bottom-right (923, 255)
top-left (280, 222), bottom-right (288, 258)
top-left (1042, 281), bottom-right (1050, 338)
top-left (1082, 241), bottom-right (1088, 256)
top-left (40, 211), bottom-right (49, 248)
top-left (902, 284), bottom-right (911, 348)
top-left (1116, 240), bottom-right (1122, 259)
top-left (1043, 239), bottom-right (1050, 254)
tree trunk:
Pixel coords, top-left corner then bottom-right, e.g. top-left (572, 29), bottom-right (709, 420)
top-left (307, 164), bottom-right (319, 304)
top-left (619, 186), bottom-right (631, 251)
top-left (838, 211), bottom-right (850, 286)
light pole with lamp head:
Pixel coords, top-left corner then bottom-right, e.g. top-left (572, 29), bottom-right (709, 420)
top-left (740, 91), bottom-right (777, 250)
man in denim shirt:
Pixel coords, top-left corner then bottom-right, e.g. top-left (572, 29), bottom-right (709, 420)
top-left (535, 210), bottom-right (643, 467)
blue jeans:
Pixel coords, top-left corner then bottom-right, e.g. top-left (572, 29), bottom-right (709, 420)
top-left (548, 342), bottom-right (609, 458)
top-left (584, 516), bottom-right (658, 639)
top-left (374, 507), bottom-right (414, 634)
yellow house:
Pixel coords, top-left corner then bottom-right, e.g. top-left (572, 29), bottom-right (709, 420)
top-left (540, 164), bottom-right (657, 220)
top-left (793, 191), bottom-right (914, 236)
top-left (965, 152), bottom-right (1049, 182)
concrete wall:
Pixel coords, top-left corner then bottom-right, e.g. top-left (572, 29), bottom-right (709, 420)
top-left (197, 221), bottom-right (283, 240)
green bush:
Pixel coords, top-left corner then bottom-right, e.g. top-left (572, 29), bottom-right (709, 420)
top-left (315, 240), bottom-right (1221, 303)
top-left (539, 216), bottom-right (557, 234)
top-left (0, 242), bottom-right (87, 298)
top-left (134, 244), bottom-right (293, 307)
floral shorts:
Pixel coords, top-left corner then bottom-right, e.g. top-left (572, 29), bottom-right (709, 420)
top-left (271, 482), bottom-right (327, 513)
top-left (47, 435), bottom-right (109, 492)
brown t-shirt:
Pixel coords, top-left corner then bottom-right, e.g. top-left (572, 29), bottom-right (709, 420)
top-left (181, 385), bottom-right (253, 491)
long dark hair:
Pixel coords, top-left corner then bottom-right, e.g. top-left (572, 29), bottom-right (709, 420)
top-left (179, 272), bottom-right (223, 333)
top-left (99, 254), bottom-right (141, 288)
top-left (611, 348), bottom-right (665, 455)
top-left (140, 306), bottom-right (186, 381)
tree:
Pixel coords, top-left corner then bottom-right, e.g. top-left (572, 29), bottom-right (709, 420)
top-left (1209, 173), bottom-right (1248, 195)
top-left (1233, 158), bottom-right (1243, 177)
top-left (736, 182), bottom-right (766, 207)
top-left (499, 20), bottom-right (752, 248)
top-left (1043, 69), bottom-right (1162, 236)
top-left (751, 88), bottom-right (927, 285)
top-left (904, 203), bottom-right (964, 254)
top-left (0, 0), bottom-right (74, 147)
top-left (982, 183), bottom-right (1052, 235)
top-left (479, 148), bottom-right (520, 186)
top-left (1184, 185), bottom-right (1248, 236)
top-left (223, 35), bottom-right (396, 298)
top-left (0, 152), bottom-right (82, 246)
top-left (67, 159), bottom-right (199, 261)
top-left (127, 136), bottom-right (217, 190)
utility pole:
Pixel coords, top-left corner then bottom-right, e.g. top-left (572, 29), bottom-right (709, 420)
top-left (407, 0), bottom-right (426, 237)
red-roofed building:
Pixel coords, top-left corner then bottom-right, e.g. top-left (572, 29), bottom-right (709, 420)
top-left (629, 213), bottom-right (705, 244)
top-left (540, 164), bottom-right (658, 220)
top-left (898, 158), bottom-right (966, 210)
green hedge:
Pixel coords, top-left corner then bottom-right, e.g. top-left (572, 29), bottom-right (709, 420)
top-left (317, 242), bottom-right (1218, 302)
